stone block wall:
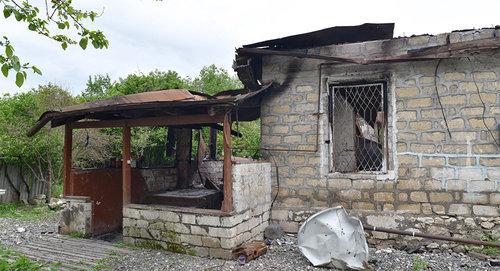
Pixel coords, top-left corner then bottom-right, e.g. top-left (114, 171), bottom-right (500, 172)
top-left (259, 28), bottom-right (499, 240)
top-left (139, 167), bottom-right (177, 192)
top-left (123, 162), bottom-right (272, 259)
top-left (59, 196), bottom-right (92, 236)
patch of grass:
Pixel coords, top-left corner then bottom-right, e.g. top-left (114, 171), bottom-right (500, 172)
top-left (0, 203), bottom-right (56, 221)
top-left (68, 231), bottom-right (85, 238)
top-left (0, 245), bottom-right (59, 270)
top-left (465, 233), bottom-right (500, 256)
top-left (412, 255), bottom-right (428, 271)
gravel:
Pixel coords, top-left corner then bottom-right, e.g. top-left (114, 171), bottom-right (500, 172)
top-left (0, 216), bottom-right (496, 271)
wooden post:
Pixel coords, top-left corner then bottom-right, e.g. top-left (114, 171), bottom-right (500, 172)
top-left (209, 128), bottom-right (217, 160)
top-left (176, 128), bottom-right (192, 189)
top-left (221, 113), bottom-right (233, 212)
top-left (63, 125), bottom-right (72, 196)
top-left (122, 126), bottom-right (132, 205)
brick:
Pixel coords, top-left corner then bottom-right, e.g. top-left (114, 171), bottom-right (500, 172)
top-left (283, 197), bottom-right (304, 206)
top-left (406, 98), bottom-right (432, 108)
top-left (399, 132), bottom-right (417, 141)
top-left (181, 214), bottom-right (196, 224)
top-left (448, 204), bottom-right (470, 216)
top-left (410, 168), bottom-right (428, 178)
top-left (441, 95), bottom-right (466, 105)
top-left (430, 168), bottom-right (454, 179)
top-left (462, 193), bottom-right (489, 204)
top-left (283, 135), bottom-right (301, 144)
top-left (468, 117), bottom-right (496, 129)
top-left (480, 157), bottom-right (500, 166)
top-left (421, 132), bottom-right (445, 142)
top-left (396, 204), bottom-right (421, 214)
top-left (421, 109), bottom-right (446, 119)
top-left (398, 193), bottom-right (408, 201)
top-left (352, 179), bottom-right (375, 190)
top-left (196, 216), bottom-right (220, 227)
top-left (490, 194), bottom-right (500, 204)
top-left (473, 144), bottom-right (498, 154)
top-left (410, 191), bottom-right (428, 202)
top-left (443, 72), bottom-right (465, 81)
top-left (296, 167), bottom-right (315, 175)
top-left (450, 131), bottom-right (476, 142)
top-left (292, 124), bottom-right (314, 133)
top-left (329, 179), bottom-right (352, 190)
top-left (460, 107), bottom-right (484, 116)
top-left (159, 211), bottom-right (180, 223)
top-left (287, 155), bottom-right (306, 165)
top-left (396, 180), bottom-right (422, 190)
top-left (306, 93), bottom-right (319, 102)
top-left (443, 118), bottom-right (465, 129)
top-left (296, 85), bottom-right (314, 93)
top-left (272, 105), bottom-right (291, 114)
top-left (397, 111), bottom-right (417, 121)
top-left (457, 168), bottom-right (483, 180)
top-left (429, 192), bottom-right (453, 203)
top-left (419, 76), bottom-right (435, 85)
top-left (295, 103), bottom-right (316, 113)
top-left (271, 125), bottom-right (290, 134)
top-left (410, 143), bottom-right (435, 153)
top-left (469, 93), bottom-right (496, 105)
top-left (422, 203), bottom-right (432, 214)
top-left (469, 181), bottom-right (495, 192)
top-left (472, 205), bottom-right (498, 217)
top-left (458, 82), bottom-right (480, 93)
top-left (352, 202), bottom-right (375, 210)
top-left (432, 205), bottom-right (445, 214)
top-left (373, 192), bottom-right (394, 202)
top-left (448, 157), bottom-right (475, 166)
top-left (422, 156), bottom-right (445, 166)
top-left (409, 121), bottom-right (432, 131)
top-left (446, 180), bottom-right (467, 191)
top-left (396, 87), bottom-right (419, 97)
top-left (283, 178), bottom-right (303, 186)
top-left (442, 144), bottom-right (468, 154)
top-left (472, 71), bottom-right (497, 81)
top-left (338, 189), bottom-right (362, 201)
top-left (398, 155), bottom-right (418, 166)
top-left (397, 143), bottom-right (407, 152)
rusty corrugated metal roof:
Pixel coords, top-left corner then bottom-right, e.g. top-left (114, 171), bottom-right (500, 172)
top-left (28, 82), bottom-right (275, 136)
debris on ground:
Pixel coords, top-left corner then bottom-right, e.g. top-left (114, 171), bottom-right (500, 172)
top-left (298, 207), bottom-right (369, 270)
top-left (232, 240), bottom-right (267, 264)
top-left (264, 223), bottom-right (284, 241)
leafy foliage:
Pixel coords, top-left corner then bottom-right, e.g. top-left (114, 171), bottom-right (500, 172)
top-left (189, 64), bottom-right (242, 95)
top-left (0, 0), bottom-right (108, 86)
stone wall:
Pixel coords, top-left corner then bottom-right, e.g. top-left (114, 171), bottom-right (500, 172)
top-left (59, 196), bottom-right (92, 236)
top-left (123, 162), bottom-right (272, 259)
top-left (259, 28), bottom-right (499, 240)
top-left (139, 167), bottom-right (177, 192)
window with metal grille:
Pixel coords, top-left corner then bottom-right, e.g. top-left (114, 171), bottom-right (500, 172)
top-left (329, 82), bottom-right (387, 173)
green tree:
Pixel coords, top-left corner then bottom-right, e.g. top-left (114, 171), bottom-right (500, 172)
top-left (189, 64), bottom-right (242, 95)
top-left (80, 74), bottom-right (112, 102)
top-left (0, 0), bottom-right (108, 87)
top-left (0, 84), bottom-right (74, 199)
top-left (109, 70), bottom-right (187, 96)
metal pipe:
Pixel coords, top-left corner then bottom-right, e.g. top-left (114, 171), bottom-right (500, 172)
top-left (364, 225), bottom-right (500, 248)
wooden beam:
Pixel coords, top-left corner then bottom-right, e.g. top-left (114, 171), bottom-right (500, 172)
top-left (63, 125), bottom-right (72, 196)
top-left (209, 128), bottom-right (217, 160)
top-left (221, 112), bottom-right (233, 213)
top-left (68, 113), bottom-right (225, 129)
top-left (122, 126), bottom-right (132, 205)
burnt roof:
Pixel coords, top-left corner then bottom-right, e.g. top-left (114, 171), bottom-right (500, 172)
top-left (243, 23), bottom-right (394, 50)
top-left (28, 82), bottom-right (275, 136)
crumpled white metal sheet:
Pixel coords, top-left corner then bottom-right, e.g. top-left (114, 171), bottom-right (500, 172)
top-left (297, 207), bottom-right (369, 270)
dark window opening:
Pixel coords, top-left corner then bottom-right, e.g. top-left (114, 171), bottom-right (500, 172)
top-left (329, 82), bottom-right (388, 173)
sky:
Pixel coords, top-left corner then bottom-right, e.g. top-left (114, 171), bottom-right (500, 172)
top-left (0, 0), bottom-right (499, 95)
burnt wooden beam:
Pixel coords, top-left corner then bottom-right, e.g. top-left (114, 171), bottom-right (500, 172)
top-left (68, 113), bottom-right (225, 129)
top-left (221, 113), bottom-right (233, 213)
top-left (209, 128), bottom-right (217, 160)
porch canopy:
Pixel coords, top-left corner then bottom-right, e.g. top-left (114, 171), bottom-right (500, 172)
top-left (27, 82), bottom-right (274, 212)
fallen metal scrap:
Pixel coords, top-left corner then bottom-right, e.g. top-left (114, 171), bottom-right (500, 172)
top-left (297, 207), bottom-right (369, 270)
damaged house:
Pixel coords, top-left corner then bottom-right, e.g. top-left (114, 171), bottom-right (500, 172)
top-left (235, 23), bottom-right (499, 245)
top-left (28, 23), bottom-right (499, 259)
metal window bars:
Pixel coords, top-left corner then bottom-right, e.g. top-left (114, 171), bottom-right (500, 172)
top-left (330, 83), bottom-right (386, 173)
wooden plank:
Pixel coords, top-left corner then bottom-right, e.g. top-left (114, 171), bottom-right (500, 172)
top-left (221, 112), bottom-right (233, 213)
top-left (63, 125), bottom-right (72, 196)
top-left (68, 113), bottom-right (225, 129)
top-left (122, 126), bottom-right (132, 205)
top-left (209, 128), bottom-right (217, 160)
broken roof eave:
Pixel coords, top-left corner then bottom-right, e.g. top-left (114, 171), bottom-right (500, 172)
top-left (27, 82), bottom-right (275, 137)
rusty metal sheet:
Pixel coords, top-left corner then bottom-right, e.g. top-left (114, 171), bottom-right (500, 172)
top-left (62, 89), bottom-right (198, 113)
